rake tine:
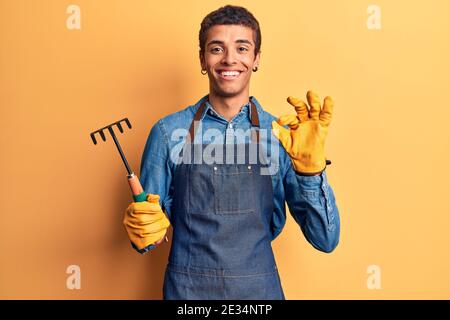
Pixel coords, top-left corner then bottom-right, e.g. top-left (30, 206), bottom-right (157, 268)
top-left (90, 133), bottom-right (98, 145)
top-left (117, 122), bottom-right (124, 133)
top-left (99, 130), bottom-right (106, 142)
top-left (124, 118), bottom-right (132, 129)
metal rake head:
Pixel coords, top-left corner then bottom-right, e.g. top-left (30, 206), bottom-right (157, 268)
top-left (90, 118), bottom-right (132, 145)
top-left (90, 117), bottom-right (134, 175)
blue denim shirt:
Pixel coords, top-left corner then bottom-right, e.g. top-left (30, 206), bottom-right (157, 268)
top-left (139, 95), bottom-right (340, 253)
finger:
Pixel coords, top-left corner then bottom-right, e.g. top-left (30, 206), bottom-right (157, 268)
top-left (137, 214), bottom-right (166, 225)
top-left (272, 121), bottom-right (293, 151)
top-left (130, 205), bottom-right (163, 217)
top-left (320, 96), bottom-right (334, 126)
top-left (287, 96), bottom-right (309, 122)
top-left (306, 90), bottom-right (321, 120)
top-left (153, 229), bottom-right (169, 245)
top-left (140, 225), bottom-right (168, 237)
top-left (129, 199), bottom-right (163, 214)
top-left (277, 114), bottom-right (300, 129)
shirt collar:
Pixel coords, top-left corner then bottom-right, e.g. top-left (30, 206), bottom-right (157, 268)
top-left (195, 95), bottom-right (262, 123)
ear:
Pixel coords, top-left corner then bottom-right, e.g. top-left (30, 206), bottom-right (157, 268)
top-left (199, 51), bottom-right (206, 70)
top-left (253, 51), bottom-right (261, 69)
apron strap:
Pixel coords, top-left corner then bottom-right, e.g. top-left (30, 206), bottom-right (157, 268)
top-left (187, 98), bottom-right (260, 144)
top-left (250, 101), bottom-right (260, 144)
top-left (187, 102), bottom-right (206, 144)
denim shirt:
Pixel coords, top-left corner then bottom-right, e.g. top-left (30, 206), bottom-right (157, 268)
top-left (139, 95), bottom-right (340, 253)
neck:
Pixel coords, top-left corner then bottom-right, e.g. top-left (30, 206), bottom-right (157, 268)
top-left (208, 90), bottom-right (250, 122)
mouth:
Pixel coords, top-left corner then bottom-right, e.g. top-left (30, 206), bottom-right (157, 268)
top-left (215, 69), bottom-right (243, 80)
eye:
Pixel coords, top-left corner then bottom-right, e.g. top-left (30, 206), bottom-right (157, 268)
top-left (238, 47), bottom-right (249, 52)
top-left (210, 47), bottom-right (223, 53)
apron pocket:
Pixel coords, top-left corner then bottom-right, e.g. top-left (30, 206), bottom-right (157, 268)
top-left (213, 164), bottom-right (257, 215)
top-left (188, 164), bottom-right (216, 214)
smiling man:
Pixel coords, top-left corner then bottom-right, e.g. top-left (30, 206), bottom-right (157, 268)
top-left (123, 5), bottom-right (341, 300)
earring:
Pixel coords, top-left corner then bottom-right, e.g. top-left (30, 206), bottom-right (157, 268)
top-left (252, 66), bottom-right (258, 72)
top-left (201, 69), bottom-right (207, 75)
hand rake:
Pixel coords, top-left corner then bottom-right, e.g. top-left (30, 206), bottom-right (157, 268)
top-left (90, 118), bottom-right (147, 202)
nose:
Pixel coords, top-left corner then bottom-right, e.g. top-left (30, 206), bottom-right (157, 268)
top-left (221, 49), bottom-right (237, 65)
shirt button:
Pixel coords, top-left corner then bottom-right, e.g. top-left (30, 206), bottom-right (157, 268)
top-left (229, 123), bottom-right (233, 129)
top-left (213, 166), bottom-right (217, 171)
top-left (248, 166), bottom-right (252, 170)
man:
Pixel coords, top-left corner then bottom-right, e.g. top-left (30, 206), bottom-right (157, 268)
top-left (123, 5), bottom-right (340, 300)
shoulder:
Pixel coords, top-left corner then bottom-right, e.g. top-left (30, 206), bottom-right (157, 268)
top-left (156, 95), bottom-right (207, 135)
top-left (158, 106), bottom-right (193, 130)
top-left (250, 96), bottom-right (278, 129)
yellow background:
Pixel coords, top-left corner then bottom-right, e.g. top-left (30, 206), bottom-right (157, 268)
top-left (1, 0), bottom-right (449, 299)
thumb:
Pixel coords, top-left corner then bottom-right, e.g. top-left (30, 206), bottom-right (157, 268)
top-left (272, 121), bottom-right (293, 151)
top-left (146, 194), bottom-right (160, 203)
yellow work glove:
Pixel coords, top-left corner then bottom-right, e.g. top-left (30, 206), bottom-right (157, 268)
top-left (272, 90), bottom-right (334, 175)
top-left (123, 194), bottom-right (171, 251)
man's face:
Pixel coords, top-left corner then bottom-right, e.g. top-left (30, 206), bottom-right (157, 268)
top-left (200, 24), bottom-right (260, 98)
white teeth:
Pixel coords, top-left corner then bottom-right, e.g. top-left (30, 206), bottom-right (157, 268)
top-left (220, 71), bottom-right (240, 76)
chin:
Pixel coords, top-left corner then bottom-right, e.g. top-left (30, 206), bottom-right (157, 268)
top-left (216, 90), bottom-right (242, 97)
top-left (212, 84), bottom-right (246, 98)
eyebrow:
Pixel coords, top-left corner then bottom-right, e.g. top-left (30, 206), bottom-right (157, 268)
top-left (206, 39), bottom-right (254, 47)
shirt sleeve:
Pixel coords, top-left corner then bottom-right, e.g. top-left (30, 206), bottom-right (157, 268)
top-left (282, 152), bottom-right (341, 253)
top-left (139, 119), bottom-right (174, 220)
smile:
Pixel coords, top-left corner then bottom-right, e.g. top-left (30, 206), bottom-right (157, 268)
top-left (216, 70), bottom-right (242, 80)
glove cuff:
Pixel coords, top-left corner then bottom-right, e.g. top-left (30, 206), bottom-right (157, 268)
top-left (295, 167), bottom-right (326, 176)
top-left (131, 241), bottom-right (156, 254)
top-left (295, 159), bottom-right (331, 176)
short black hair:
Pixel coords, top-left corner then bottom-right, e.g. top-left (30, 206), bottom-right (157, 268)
top-left (199, 5), bottom-right (261, 57)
